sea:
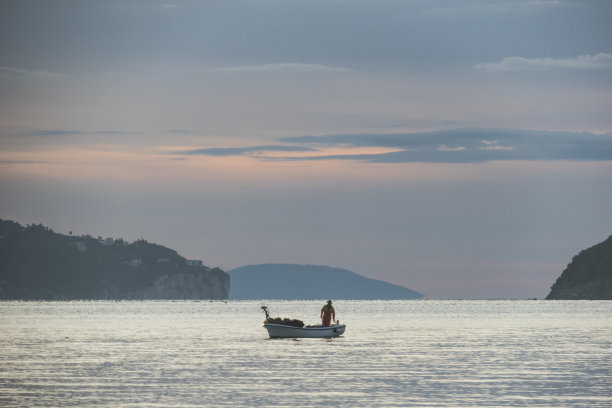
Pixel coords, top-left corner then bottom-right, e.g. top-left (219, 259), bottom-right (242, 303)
top-left (1, 300), bottom-right (610, 407)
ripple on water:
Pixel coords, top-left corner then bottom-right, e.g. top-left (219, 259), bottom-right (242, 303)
top-left (0, 300), bottom-right (611, 407)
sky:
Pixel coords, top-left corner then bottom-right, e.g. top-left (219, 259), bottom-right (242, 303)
top-left (1, 0), bottom-right (611, 299)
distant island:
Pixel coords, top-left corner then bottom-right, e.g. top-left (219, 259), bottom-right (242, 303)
top-left (0, 219), bottom-right (229, 300)
top-left (228, 264), bottom-right (423, 300)
top-left (546, 235), bottom-right (612, 300)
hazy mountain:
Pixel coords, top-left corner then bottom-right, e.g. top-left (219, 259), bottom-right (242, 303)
top-left (229, 264), bottom-right (423, 300)
top-left (546, 235), bottom-right (612, 300)
top-left (0, 219), bottom-right (229, 300)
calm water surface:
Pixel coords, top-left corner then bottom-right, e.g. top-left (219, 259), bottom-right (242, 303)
top-left (1, 300), bottom-right (611, 407)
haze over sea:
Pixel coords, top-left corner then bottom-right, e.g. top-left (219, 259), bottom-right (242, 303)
top-left (1, 300), bottom-right (610, 407)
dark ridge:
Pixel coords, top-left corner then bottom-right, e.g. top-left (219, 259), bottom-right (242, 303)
top-left (0, 219), bottom-right (229, 300)
top-left (229, 263), bottom-right (423, 300)
top-left (546, 236), bottom-right (612, 300)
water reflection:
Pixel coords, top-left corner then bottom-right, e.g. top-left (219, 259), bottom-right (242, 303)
top-left (0, 300), bottom-right (611, 407)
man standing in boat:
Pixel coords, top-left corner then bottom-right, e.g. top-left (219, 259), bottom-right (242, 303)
top-left (321, 300), bottom-right (336, 326)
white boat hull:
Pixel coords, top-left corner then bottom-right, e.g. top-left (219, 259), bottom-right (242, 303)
top-left (264, 323), bottom-right (346, 338)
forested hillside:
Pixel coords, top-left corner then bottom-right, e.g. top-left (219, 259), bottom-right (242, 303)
top-left (546, 236), bottom-right (612, 300)
top-left (0, 219), bottom-right (229, 300)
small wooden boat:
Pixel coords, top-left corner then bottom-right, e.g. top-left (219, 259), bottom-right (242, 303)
top-left (260, 305), bottom-right (346, 338)
top-left (264, 322), bottom-right (346, 338)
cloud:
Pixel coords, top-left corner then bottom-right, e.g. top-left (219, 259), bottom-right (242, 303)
top-left (438, 145), bottom-right (467, 152)
top-left (0, 160), bottom-right (48, 166)
top-left (178, 145), bottom-right (318, 157)
top-left (23, 130), bottom-right (139, 137)
top-left (26, 130), bottom-right (83, 137)
top-left (166, 129), bottom-right (192, 135)
top-left (175, 128), bottom-right (612, 163)
top-left (275, 128), bottom-right (612, 163)
top-left (474, 53), bottom-right (612, 72)
top-left (477, 140), bottom-right (516, 151)
top-left (216, 63), bottom-right (352, 74)
top-left (0, 66), bottom-right (65, 79)
top-left (91, 130), bottom-right (139, 136)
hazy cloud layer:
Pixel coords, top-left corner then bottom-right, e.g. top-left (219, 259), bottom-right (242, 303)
top-left (165, 129), bottom-right (192, 135)
top-left (23, 129), bottom-right (139, 137)
top-left (3, 0), bottom-right (609, 74)
top-left (216, 63), bottom-right (352, 74)
top-left (475, 53), bottom-right (612, 72)
top-left (179, 145), bottom-right (318, 157)
top-left (220, 128), bottom-right (612, 163)
top-left (0, 66), bottom-right (65, 79)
